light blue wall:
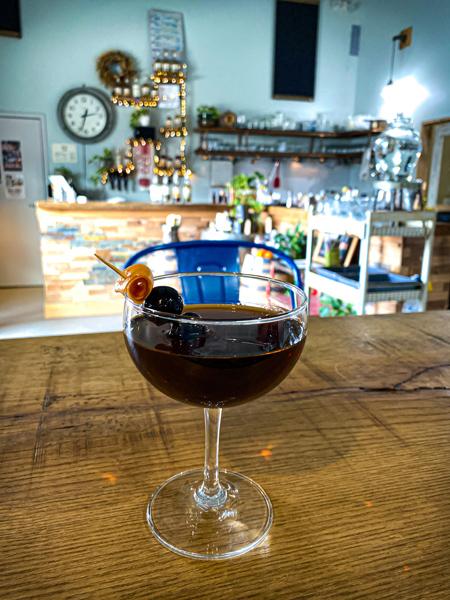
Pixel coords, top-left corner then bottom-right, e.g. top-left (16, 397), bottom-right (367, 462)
top-left (0, 0), bottom-right (363, 202)
top-left (354, 0), bottom-right (450, 126)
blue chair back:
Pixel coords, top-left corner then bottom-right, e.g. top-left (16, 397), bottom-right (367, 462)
top-left (125, 240), bottom-right (302, 304)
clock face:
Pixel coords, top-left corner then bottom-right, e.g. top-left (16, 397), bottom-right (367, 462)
top-left (57, 87), bottom-right (115, 144)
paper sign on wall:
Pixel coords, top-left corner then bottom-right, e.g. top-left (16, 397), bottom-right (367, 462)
top-left (2, 140), bottom-right (23, 171)
top-left (52, 143), bottom-right (78, 163)
top-left (158, 84), bottom-right (180, 109)
top-left (5, 174), bottom-right (25, 199)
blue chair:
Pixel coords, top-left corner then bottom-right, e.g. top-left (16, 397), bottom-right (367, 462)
top-left (124, 240), bottom-right (302, 304)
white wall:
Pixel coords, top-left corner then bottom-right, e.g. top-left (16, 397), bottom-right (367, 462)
top-left (0, 0), bottom-right (363, 202)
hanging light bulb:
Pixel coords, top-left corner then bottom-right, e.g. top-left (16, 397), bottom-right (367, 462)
top-left (380, 75), bottom-right (430, 119)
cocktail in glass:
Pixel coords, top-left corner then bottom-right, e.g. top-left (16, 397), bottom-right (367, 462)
top-left (123, 272), bottom-right (307, 560)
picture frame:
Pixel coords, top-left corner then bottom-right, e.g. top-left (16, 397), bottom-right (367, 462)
top-left (0, 0), bottom-right (21, 38)
top-left (416, 116), bottom-right (450, 207)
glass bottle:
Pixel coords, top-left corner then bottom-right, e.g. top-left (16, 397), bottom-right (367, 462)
top-left (171, 171), bottom-right (181, 202)
top-left (113, 77), bottom-right (122, 97)
top-left (161, 175), bottom-right (170, 203)
top-left (123, 78), bottom-right (131, 98)
top-left (171, 50), bottom-right (181, 75)
top-left (154, 58), bottom-right (162, 76)
top-left (162, 51), bottom-right (171, 77)
top-left (182, 174), bottom-right (192, 203)
top-left (141, 76), bottom-right (151, 97)
top-left (150, 174), bottom-right (162, 203)
top-left (132, 77), bottom-right (141, 98)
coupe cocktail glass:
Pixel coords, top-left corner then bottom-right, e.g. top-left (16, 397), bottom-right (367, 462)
top-left (123, 272), bottom-right (307, 560)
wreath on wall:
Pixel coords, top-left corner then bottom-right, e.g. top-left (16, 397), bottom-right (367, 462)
top-left (96, 50), bottom-right (137, 88)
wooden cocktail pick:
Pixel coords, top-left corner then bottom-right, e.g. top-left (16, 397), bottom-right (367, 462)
top-left (94, 253), bottom-right (126, 277)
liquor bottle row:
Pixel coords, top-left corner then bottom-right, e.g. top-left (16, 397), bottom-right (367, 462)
top-left (113, 76), bottom-right (157, 100)
top-left (153, 50), bottom-right (187, 79)
top-left (150, 171), bottom-right (191, 203)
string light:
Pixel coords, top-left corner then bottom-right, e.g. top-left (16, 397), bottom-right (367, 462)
top-left (111, 95), bottom-right (159, 108)
top-left (111, 65), bottom-right (190, 178)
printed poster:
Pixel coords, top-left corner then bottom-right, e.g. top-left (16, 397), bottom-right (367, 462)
top-left (149, 9), bottom-right (185, 66)
top-left (5, 173), bottom-right (25, 199)
top-left (2, 140), bottom-right (23, 171)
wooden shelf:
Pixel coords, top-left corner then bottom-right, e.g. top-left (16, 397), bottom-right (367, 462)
top-left (194, 127), bottom-right (381, 139)
top-left (194, 126), bottom-right (378, 161)
top-left (195, 149), bottom-right (363, 161)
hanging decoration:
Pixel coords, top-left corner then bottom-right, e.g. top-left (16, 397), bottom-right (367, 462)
top-left (96, 50), bottom-right (136, 89)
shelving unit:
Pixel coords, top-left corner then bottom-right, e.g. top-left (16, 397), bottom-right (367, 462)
top-left (195, 149), bottom-right (364, 160)
top-left (109, 72), bottom-right (189, 176)
top-left (304, 209), bottom-right (437, 315)
top-left (194, 127), bottom-right (382, 161)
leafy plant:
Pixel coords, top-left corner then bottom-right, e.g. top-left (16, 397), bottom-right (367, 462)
top-left (274, 222), bottom-right (306, 260)
top-left (129, 108), bottom-right (149, 130)
top-left (88, 148), bottom-right (113, 186)
top-left (227, 172), bottom-right (265, 216)
top-left (53, 167), bottom-right (76, 185)
top-left (197, 105), bottom-right (220, 119)
top-left (319, 294), bottom-right (356, 317)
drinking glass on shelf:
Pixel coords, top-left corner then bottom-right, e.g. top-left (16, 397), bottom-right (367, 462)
top-left (271, 111), bottom-right (285, 129)
top-left (123, 272), bottom-right (308, 560)
top-left (236, 114), bottom-right (247, 128)
top-left (316, 113), bottom-right (332, 132)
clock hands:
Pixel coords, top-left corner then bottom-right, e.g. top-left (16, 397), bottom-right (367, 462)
top-left (79, 111), bottom-right (99, 133)
top-left (79, 109), bottom-right (88, 132)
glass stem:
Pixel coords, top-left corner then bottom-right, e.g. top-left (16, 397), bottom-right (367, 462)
top-left (195, 408), bottom-right (227, 509)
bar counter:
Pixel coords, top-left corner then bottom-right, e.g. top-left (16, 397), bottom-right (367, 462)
top-left (1, 311), bottom-right (449, 598)
top-left (36, 201), bottom-right (307, 318)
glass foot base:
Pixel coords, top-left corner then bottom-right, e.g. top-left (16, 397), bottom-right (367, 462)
top-left (147, 468), bottom-right (273, 560)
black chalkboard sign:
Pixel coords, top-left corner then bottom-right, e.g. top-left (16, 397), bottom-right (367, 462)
top-left (0, 0), bottom-right (21, 38)
top-left (273, 0), bottom-right (319, 101)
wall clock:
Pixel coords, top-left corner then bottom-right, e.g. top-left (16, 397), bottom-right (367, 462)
top-left (57, 86), bottom-right (115, 144)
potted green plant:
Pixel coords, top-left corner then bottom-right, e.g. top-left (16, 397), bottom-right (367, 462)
top-left (53, 167), bottom-right (77, 188)
top-left (273, 222), bottom-right (307, 260)
top-left (197, 105), bottom-right (220, 127)
top-left (319, 294), bottom-right (356, 317)
top-left (88, 148), bottom-right (113, 186)
top-left (227, 172), bottom-right (265, 228)
top-left (129, 107), bottom-right (150, 130)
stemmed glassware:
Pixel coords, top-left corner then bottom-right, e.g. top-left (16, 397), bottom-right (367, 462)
top-left (123, 272), bottom-right (307, 560)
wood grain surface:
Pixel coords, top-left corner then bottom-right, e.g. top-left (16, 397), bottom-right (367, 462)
top-left (1, 312), bottom-right (450, 600)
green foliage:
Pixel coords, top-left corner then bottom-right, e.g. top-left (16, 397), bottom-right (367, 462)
top-left (227, 172), bottom-right (265, 216)
top-left (319, 294), bottom-right (356, 317)
top-left (129, 108), bottom-right (149, 130)
top-left (53, 167), bottom-right (75, 184)
top-left (274, 222), bottom-right (306, 259)
top-left (88, 148), bottom-right (113, 186)
top-left (197, 105), bottom-right (220, 119)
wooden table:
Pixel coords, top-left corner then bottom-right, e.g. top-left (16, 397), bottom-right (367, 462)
top-left (1, 312), bottom-right (450, 599)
